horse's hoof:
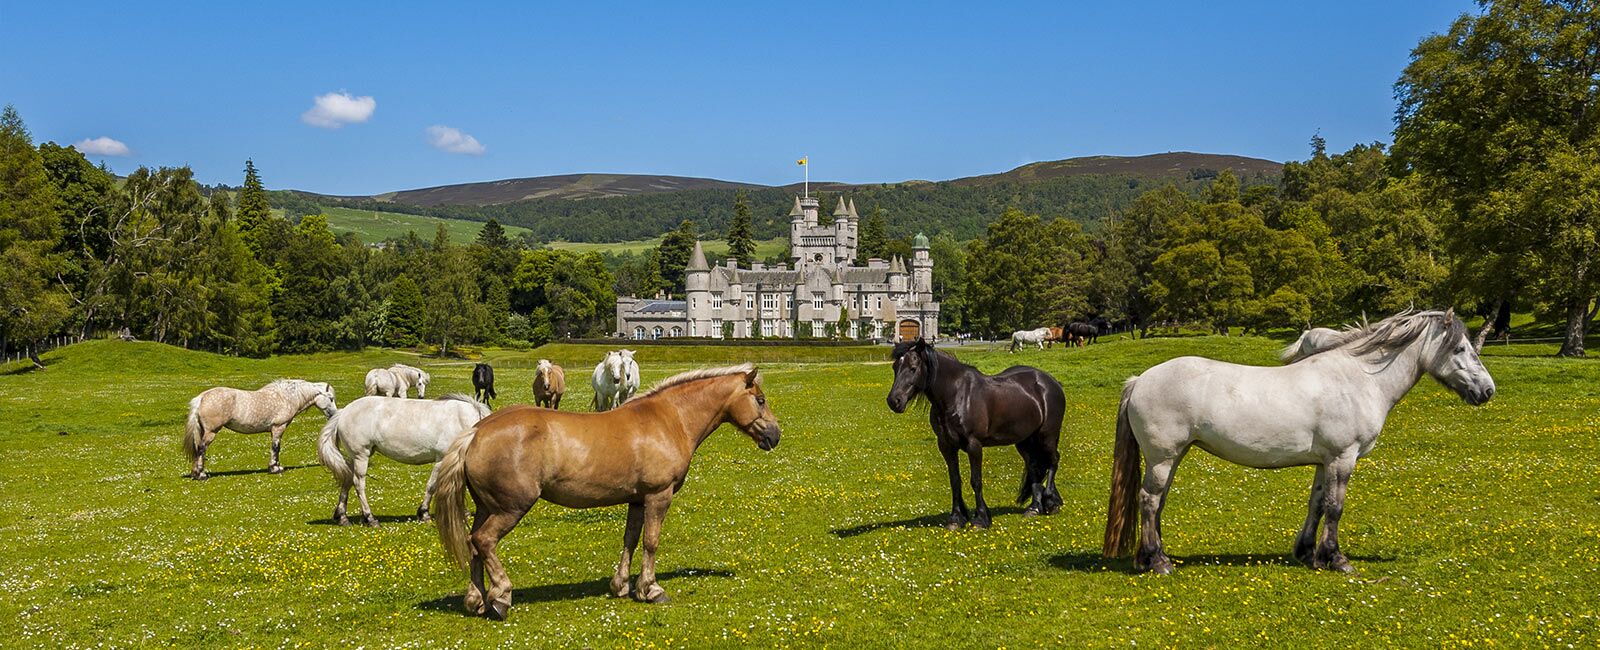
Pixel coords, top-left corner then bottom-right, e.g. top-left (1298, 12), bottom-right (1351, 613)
top-left (363, 518), bottom-right (380, 529)
top-left (486, 600), bottom-right (510, 621)
top-left (971, 513), bottom-right (992, 528)
top-left (336, 517), bottom-right (351, 526)
top-left (944, 518), bottom-right (967, 531)
top-left (1314, 554), bottom-right (1354, 573)
top-left (417, 508), bottom-right (432, 523)
top-left (268, 464), bottom-right (285, 475)
top-left (635, 584), bottom-right (669, 604)
top-left (610, 582), bottom-right (630, 599)
top-left (192, 472), bottom-right (208, 481)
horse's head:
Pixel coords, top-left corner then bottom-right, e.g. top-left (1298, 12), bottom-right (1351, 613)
top-left (415, 370), bottom-right (431, 398)
top-left (310, 381), bottom-right (338, 416)
top-left (601, 351), bottom-right (624, 383)
top-left (887, 338), bottom-right (935, 413)
top-left (536, 359), bottom-right (552, 382)
top-left (725, 367), bottom-right (780, 450)
top-left (1422, 309), bottom-right (1495, 406)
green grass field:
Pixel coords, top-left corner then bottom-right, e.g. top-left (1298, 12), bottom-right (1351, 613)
top-left (318, 207), bottom-right (532, 243)
top-left (1, 337), bottom-right (1596, 646)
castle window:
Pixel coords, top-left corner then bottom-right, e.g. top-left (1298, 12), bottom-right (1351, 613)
top-left (652, 326), bottom-right (663, 339)
top-left (875, 296), bottom-right (883, 310)
top-left (690, 297), bottom-right (696, 310)
top-left (761, 320), bottom-right (775, 336)
top-left (634, 326), bottom-right (645, 340)
top-left (812, 293), bottom-right (824, 310)
top-left (814, 253), bottom-right (823, 262)
top-left (745, 296), bottom-right (754, 310)
top-left (671, 326), bottom-right (683, 337)
top-left (711, 295), bottom-right (722, 310)
top-left (762, 294), bottom-right (775, 310)
top-left (711, 318), bottom-right (722, 338)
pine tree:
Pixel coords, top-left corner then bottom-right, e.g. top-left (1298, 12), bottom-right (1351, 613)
top-left (856, 208), bottom-right (888, 265)
top-left (386, 275), bottom-right (424, 347)
top-left (0, 105), bottom-right (70, 367)
top-left (656, 219), bottom-right (698, 295)
top-left (476, 218), bottom-right (510, 249)
top-left (236, 159), bottom-right (273, 257)
top-left (726, 191), bottom-right (756, 267)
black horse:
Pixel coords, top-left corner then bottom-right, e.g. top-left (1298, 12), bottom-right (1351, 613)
top-left (887, 339), bottom-right (1066, 529)
top-left (1066, 317), bottom-right (1112, 346)
top-left (472, 363), bottom-right (497, 405)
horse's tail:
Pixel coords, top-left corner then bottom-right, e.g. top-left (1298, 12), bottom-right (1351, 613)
top-left (316, 411), bottom-right (353, 486)
top-left (1103, 377), bottom-right (1143, 558)
top-left (182, 395), bottom-right (204, 464)
top-left (433, 425), bottom-right (478, 569)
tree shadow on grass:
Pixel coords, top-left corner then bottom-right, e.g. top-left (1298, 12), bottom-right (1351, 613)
top-left (414, 568), bottom-right (736, 615)
top-left (196, 463), bottom-right (318, 478)
top-left (1048, 551), bottom-right (1395, 574)
top-left (830, 506), bottom-right (1026, 538)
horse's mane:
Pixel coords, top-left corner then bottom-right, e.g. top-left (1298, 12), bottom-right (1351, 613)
top-left (631, 363), bottom-right (755, 401)
top-left (433, 393), bottom-right (480, 405)
top-left (1285, 310), bottom-right (1466, 364)
top-left (263, 378), bottom-right (313, 391)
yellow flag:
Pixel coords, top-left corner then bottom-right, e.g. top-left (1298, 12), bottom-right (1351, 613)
top-left (797, 157), bottom-right (807, 166)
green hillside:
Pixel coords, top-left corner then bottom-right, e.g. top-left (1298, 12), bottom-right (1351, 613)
top-left (320, 206), bottom-right (530, 243)
top-left (548, 236), bottom-right (787, 259)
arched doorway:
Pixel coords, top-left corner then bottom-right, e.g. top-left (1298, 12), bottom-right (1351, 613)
top-left (898, 319), bottom-right (921, 341)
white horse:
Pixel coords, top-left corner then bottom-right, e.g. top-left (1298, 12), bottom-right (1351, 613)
top-left (1279, 327), bottom-right (1348, 363)
top-left (184, 379), bottom-right (339, 480)
top-left (1103, 310), bottom-right (1495, 574)
top-left (364, 368), bottom-right (405, 397)
top-left (1009, 327), bottom-right (1052, 353)
top-left (591, 349), bottom-right (640, 411)
top-left (317, 394), bottom-right (489, 527)
top-left (389, 363), bottom-right (431, 398)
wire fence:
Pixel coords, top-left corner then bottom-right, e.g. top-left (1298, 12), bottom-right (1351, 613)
top-left (2, 333), bottom-right (92, 365)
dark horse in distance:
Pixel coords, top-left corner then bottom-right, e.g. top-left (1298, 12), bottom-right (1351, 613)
top-left (887, 339), bottom-right (1065, 528)
top-left (472, 363), bottom-right (497, 405)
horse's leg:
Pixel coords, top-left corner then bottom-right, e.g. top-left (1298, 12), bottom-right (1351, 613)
top-left (938, 437), bottom-right (969, 530)
top-left (334, 479), bottom-right (352, 525)
top-left (1135, 450), bottom-right (1184, 574)
top-left (1294, 464), bottom-right (1329, 564)
top-left (352, 451), bottom-right (378, 527)
top-left (474, 506), bottom-right (532, 620)
top-left (1313, 457), bottom-right (1356, 573)
top-left (267, 424), bottom-right (286, 474)
top-left (633, 493), bottom-right (674, 603)
top-left (417, 461), bottom-right (442, 522)
top-left (465, 507), bottom-right (488, 615)
top-left (192, 427), bottom-right (218, 480)
top-left (966, 440), bottom-right (991, 528)
top-left (611, 503), bottom-right (645, 598)
top-left (1016, 443), bottom-right (1045, 516)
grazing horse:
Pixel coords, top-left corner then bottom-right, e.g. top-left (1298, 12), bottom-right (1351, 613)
top-left (1066, 321), bottom-right (1099, 346)
top-left (1008, 327), bottom-right (1052, 353)
top-left (887, 339), bottom-right (1066, 528)
top-left (184, 379), bottom-right (338, 480)
top-left (1279, 327), bottom-right (1347, 363)
top-left (1103, 310), bottom-right (1496, 574)
top-left (318, 394), bottom-right (490, 526)
top-left (389, 364), bottom-right (431, 398)
top-left (364, 367), bottom-right (405, 397)
top-left (591, 350), bottom-right (640, 411)
top-left (532, 359), bottom-right (566, 409)
top-left (431, 364), bottom-right (781, 619)
top-left (472, 363), bottom-right (497, 405)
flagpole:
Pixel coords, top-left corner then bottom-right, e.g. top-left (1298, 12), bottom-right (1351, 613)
top-left (804, 156), bottom-right (809, 198)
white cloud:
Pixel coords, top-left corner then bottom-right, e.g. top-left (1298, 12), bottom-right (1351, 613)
top-left (301, 91), bottom-right (376, 128)
top-left (425, 125), bottom-right (486, 155)
top-left (74, 136), bottom-right (132, 156)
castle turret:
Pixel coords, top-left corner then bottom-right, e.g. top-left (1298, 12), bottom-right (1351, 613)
top-left (911, 232), bottom-right (932, 302)
top-left (888, 255), bottom-right (908, 294)
top-left (833, 197), bottom-right (853, 264)
top-left (686, 241), bottom-right (711, 336)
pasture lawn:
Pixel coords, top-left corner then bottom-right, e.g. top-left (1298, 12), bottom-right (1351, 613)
top-left (0, 338), bottom-right (1596, 647)
top-left (318, 207), bottom-right (532, 243)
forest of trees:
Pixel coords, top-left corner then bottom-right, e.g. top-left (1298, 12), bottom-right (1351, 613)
top-left (4, 1), bottom-right (1596, 359)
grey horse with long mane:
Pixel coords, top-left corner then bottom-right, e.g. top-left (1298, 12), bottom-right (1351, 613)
top-left (1104, 309), bottom-right (1495, 574)
top-left (184, 379), bottom-right (339, 480)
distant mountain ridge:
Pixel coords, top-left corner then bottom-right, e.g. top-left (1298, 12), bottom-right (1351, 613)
top-left (316, 152), bottom-right (1280, 207)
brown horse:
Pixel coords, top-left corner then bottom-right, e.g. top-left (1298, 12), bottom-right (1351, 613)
top-left (531, 359), bottom-right (565, 409)
top-left (432, 364), bottom-right (781, 620)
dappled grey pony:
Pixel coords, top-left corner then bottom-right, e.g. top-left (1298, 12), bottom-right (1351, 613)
top-left (1009, 327), bottom-right (1052, 353)
top-left (591, 350), bottom-right (639, 411)
top-left (317, 394), bottom-right (490, 526)
top-left (184, 379), bottom-right (339, 480)
top-left (1104, 309), bottom-right (1495, 574)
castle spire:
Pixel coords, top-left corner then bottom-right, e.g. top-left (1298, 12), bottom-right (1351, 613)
top-left (848, 199), bottom-right (859, 220)
top-left (789, 196), bottom-right (804, 220)
top-left (687, 240), bottom-right (709, 271)
top-left (834, 197), bottom-right (850, 217)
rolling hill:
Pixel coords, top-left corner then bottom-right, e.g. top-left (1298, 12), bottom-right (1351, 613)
top-left (355, 173), bottom-right (766, 206)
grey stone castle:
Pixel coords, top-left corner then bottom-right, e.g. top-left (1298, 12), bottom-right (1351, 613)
top-left (615, 195), bottom-right (940, 341)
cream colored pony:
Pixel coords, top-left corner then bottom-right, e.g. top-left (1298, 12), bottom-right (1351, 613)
top-left (365, 368), bottom-right (405, 397)
top-left (389, 363), bottom-right (432, 398)
top-left (317, 394), bottom-right (490, 526)
top-left (184, 379), bottom-right (338, 480)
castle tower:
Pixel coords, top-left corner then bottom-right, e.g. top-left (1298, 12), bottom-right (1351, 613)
top-left (685, 240), bottom-right (711, 336)
top-left (888, 255), bottom-right (908, 294)
top-left (832, 197), bottom-right (853, 265)
top-left (911, 232), bottom-right (932, 302)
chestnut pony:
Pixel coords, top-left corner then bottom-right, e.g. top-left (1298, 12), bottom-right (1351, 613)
top-left (432, 364), bottom-right (781, 620)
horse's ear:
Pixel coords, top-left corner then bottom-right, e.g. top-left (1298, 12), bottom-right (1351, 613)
top-left (745, 368), bottom-right (761, 387)
top-left (1444, 307), bottom-right (1455, 319)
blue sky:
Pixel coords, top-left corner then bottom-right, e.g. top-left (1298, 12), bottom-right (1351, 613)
top-left (2, 1), bottom-right (1477, 195)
